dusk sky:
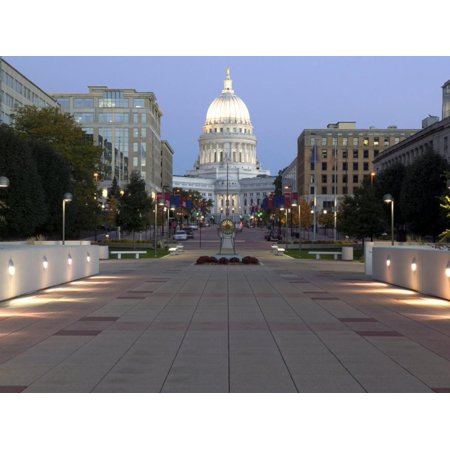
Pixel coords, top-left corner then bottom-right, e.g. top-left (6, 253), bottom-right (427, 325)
top-left (5, 56), bottom-right (450, 176)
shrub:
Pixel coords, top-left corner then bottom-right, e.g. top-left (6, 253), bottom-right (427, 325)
top-left (218, 257), bottom-right (229, 264)
top-left (242, 256), bottom-right (259, 264)
top-left (209, 256), bottom-right (218, 264)
top-left (229, 257), bottom-right (240, 263)
top-left (196, 256), bottom-right (211, 264)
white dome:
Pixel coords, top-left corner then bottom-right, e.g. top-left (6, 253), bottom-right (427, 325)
top-left (204, 68), bottom-right (251, 126)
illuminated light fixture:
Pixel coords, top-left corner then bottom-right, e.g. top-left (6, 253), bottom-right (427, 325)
top-left (8, 259), bottom-right (15, 276)
top-left (446, 262), bottom-right (450, 278)
top-left (386, 256), bottom-right (391, 267)
top-left (411, 257), bottom-right (417, 272)
top-left (42, 256), bottom-right (49, 270)
top-left (68, 254), bottom-right (73, 265)
top-left (86, 252), bottom-right (91, 263)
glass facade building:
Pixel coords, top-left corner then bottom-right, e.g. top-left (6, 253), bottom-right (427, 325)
top-left (0, 57), bottom-right (58, 125)
top-left (52, 86), bottom-right (164, 192)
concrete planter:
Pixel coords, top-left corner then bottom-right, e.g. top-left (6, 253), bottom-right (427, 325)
top-left (342, 246), bottom-right (354, 261)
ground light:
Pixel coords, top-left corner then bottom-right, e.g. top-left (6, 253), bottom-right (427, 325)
top-left (8, 258), bottom-right (15, 276)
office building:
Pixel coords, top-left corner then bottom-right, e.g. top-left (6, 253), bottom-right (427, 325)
top-left (0, 57), bottom-right (58, 125)
top-left (53, 86), bottom-right (163, 192)
top-left (297, 122), bottom-right (419, 211)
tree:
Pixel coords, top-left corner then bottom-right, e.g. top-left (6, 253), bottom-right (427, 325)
top-left (374, 162), bottom-right (407, 228)
top-left (0, 124), bottom-right (47, 238)
top-left (337, 182), bottom-right (385, 244)
top-left (13, 106), bottom-right (102, 237)
top-left (399, 150), bottom-right (448, 240)
top-left (439, 195), bottom-right (450, 242)
top-left (117, 171), bottom-right (152, 245)
top-left (29, 139), bottom-right (73, 237)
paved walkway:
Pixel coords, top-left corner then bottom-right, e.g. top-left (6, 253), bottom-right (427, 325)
top-left (1, 229), bottom-right (450, 392)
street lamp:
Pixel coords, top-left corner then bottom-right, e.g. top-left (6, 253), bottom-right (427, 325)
top-left (62, 192), bottom-right (73, 245)
top-left (291, 197), bottom-right (301, 253)
top-left (0, 176), bottom-right (10, 188)
top-left (383, 194), bottom-right (394, 246)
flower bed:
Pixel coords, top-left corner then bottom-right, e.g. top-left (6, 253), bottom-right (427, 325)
top-left (196, 256), bottom-right (259, 265)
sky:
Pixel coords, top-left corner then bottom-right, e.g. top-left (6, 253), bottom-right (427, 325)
top-left (4, 56), bottom-right (450, 176)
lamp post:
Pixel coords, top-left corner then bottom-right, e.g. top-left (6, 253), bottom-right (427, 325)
top-left (291, 197), bottom-right (301, 253)
top-left (154, 195), bottom-right (165, 257)
top-left (383, 194), bottom-right (394, 246)
top-left (62, 192), bottom-right (73, 245)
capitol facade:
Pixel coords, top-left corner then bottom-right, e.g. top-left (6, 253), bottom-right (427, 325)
top-left (173, 68), bottom-right (275, 222)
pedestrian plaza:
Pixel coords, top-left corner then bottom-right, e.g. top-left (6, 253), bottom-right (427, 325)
top-left (1, 227), bottom-right (450, 393)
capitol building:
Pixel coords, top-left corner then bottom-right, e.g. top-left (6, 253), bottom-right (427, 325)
top-left (173, 68), bottom-right (275, 222)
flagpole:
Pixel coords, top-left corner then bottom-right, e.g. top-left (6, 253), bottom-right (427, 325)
top-left (333, 143), bottom-right (337, 242)
top-left (313, 142), bottom-right (317, 242)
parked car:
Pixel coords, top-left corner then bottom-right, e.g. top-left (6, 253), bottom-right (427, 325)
top-left (174, 230), bottom-right (188, 240)
top-left (264, 231), bottom-right (281, 241)
top-left (182, 227), bottom-right (195, 239)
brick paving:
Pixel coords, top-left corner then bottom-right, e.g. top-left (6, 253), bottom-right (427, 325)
top-left (1, 226), bottom-right (450, 392)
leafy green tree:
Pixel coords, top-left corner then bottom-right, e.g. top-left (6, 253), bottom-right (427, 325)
top-left (439, 195), bottom-right (450, 242)
top-left (399, 151), bottom-right (448, 240)
top-left (117, 171), bottom-right (152, 244)
top-left (13, 106), bottom-right (102, 237)
top-left (29, 139), bottom-right (73, 237)
top-left (0, 124), bottom-right (47, 238)
top-left (337, 182), bottom-right (385, 245)
top-left (374, 162), bottom-right (407, 228)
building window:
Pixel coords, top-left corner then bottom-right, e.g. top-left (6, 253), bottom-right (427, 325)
top-left (363, 137), bottom-right (369, 146)
top-left (353, 149), bottom-right (359, 158)
top-left (363, 149), bottom-right (369, 158)
top-left (98, 113), bottom-right (113, 123)
top-left (56, 97), bottom-right (70, 109)
top-left (321, 137), bottom-right (327, 146)
top-left (342, 149), bottom-right (348, 158)
top-left (394, 137), bottom-right (400, 144)
top-left (115, 113), bottom-right (129, 123)
top-left (332, 137), bottom-right (337, 147)
top-left (133, 99), bottom-right (145, 108)
top-left (310, 186), bottom-right (315, 194)
top-left (342, 137), bottom-right (348, 146)
top-left (74, 98), bottom-right (94, 108)
top-left (444, 136), bottom-right (448, 152)
top-left (322, 149), bottom-right (327, 158)
top-left (310, 162), bottom-right (315, 171)
top-left (321, 186), bottom-right (327, 194)
top-left (99, 91), bottom-right (129, 108)
top-left (353, 162), bottom-right (358, 171)
top-left (342, 174), bottom-right (348, 183)
top-left (342, 162), bottom-right (348, 171)
top-left (384, 137), bottom-right (390, 147)
top-left (374, 149), bottom-right (379, 157)
top-left (353, 137), bottom-right (358, 146)
top-left (322, 162), bottom-right (327, 171)
top-left (322, 174), bottom-right (327, 183)
top-left (374, 137), bottom-right (379, 146)
top-left (353, 174), bottom-right (359, 183)
top-left (363, 162), bottom-right (369, 171)
top-left (343, 186), bottom-right (348, 194)
top-left (74, 112), bottom-right (94, 123)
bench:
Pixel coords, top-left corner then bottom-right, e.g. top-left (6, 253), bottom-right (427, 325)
top-left (308, 251), bottom-right (342, 260)
top-left (271, 245), bottom-right (285, 255)
top-left (168, 245), bottom-right (184, 255)
top-left (110, 250), bottom-right (147, 259)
